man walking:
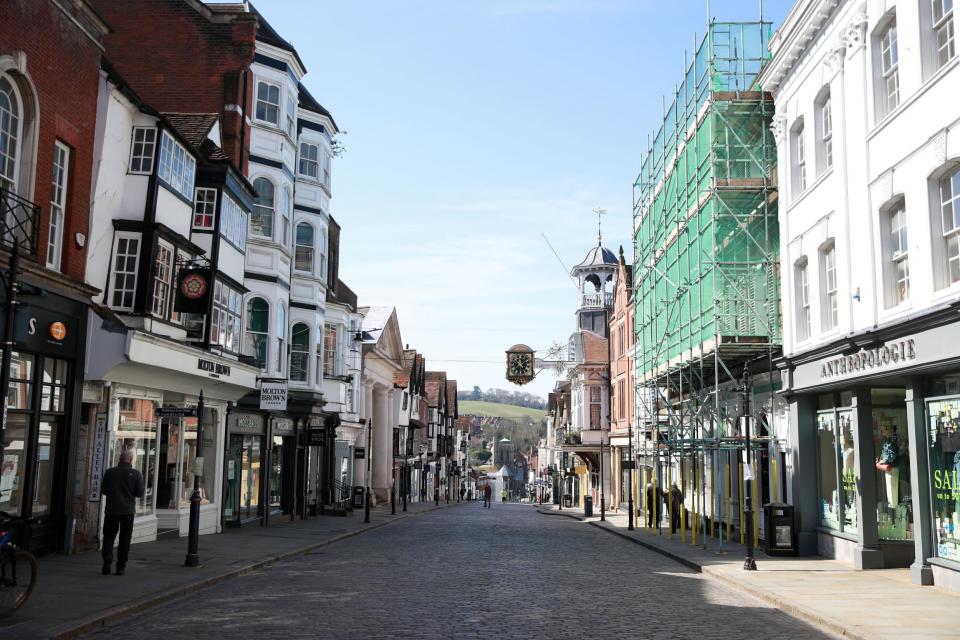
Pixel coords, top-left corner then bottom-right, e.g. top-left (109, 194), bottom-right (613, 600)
top-left (483, 483), bottom-right (492, 508)
top-left (101, 449), bottom-right (144, 576)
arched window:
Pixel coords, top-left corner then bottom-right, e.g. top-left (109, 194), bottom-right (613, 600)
top-left (294, 222), bottom-right (314, 272)
top-left (276, 303), bottom-right (286, 372)
top-left (245, 297), bottom-right (269, 369)
top-left (290, 323), bottom-right (310, 382)
top-left (251, 177), bottom-right (274, 238)
top-left (0, 76), bottom-right (22, 193)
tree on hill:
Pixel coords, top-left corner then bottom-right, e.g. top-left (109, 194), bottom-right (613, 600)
top-left (456, 386), bottom-right (546, 410)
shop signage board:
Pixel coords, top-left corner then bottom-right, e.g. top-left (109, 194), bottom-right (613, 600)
top-left (260, 379), bottom-right (288, 411)
top-left (354, 447), bottom-right (366, 459)
top-left (273, 418), bottom-right (295, 436)
top-left (228, 413), bottom-right (264, 435)
top-left (307, 428), bottom-right (325, 446)
top-left (156, 406), bottom-right (197, 417)
top-left (88, 412), bottom-right (108, 502)
top-left (792, 323), bottom-right (960, 392)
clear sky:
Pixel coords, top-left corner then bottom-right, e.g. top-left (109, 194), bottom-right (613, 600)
top-left (257, 0), bottom-right (794, 399)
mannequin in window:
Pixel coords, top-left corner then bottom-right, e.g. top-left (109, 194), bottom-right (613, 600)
top-left (876, 427), bottom-right (900, 506)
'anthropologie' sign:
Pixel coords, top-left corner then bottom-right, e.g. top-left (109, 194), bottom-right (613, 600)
top-left (820, 339), bottom-right (916, 380)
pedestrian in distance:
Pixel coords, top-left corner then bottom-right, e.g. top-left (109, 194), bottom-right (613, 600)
top-left (101, 448), bottom-right (144, 576)
top-left (501, 489), bottom-right (508, 503)
top-left (483, 483), bottom-right (492, 508)
top-left (668, 483), bottom-right (683, 534)
top-left (645, 483), bottom-right (662, 528)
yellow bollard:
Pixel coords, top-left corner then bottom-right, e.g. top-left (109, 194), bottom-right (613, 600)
top-left (681, 465), bottom-right (687, 545)
top-left (753, 462), bottom-right (760, 549)
top-left (725, 462), bottom-right (732, 542)
top-left (691, 464), bottom-right (697, 547)
top-left (771, 456), bottom-right (779, 503)
top-left (738, 462), bottom-right (745, 546)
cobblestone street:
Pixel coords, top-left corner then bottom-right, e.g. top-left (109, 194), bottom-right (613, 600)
top-left (85, 503), bottom-right (831, 640)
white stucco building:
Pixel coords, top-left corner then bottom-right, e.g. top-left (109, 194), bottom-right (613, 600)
top-left (759, 0), bottom-right (960, 589)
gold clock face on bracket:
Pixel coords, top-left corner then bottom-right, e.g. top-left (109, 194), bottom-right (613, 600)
top-left (506, 346), bottom-right (536, 385)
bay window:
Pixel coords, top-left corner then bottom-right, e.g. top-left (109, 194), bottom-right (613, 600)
top-left (211, 281), bottom-right (242, 353)
top-left (255, 81), bottom-right (280, 125)
top-left (299, 142), bottom-right (319, 179)
top-left (220, 192), bottom-right (247, 250)
top-left (251, 177), bottom-right (275, 238)
top-left (193, 187), bottom-right (217, 230)
top-left (290, 323), bottom-right (310, 382)
top-left (324, 323), bottom-right (338, 376)
top-left (295, 222), bottom-right (314, 272)
top-left (245, 297), bottom-right (269, 369)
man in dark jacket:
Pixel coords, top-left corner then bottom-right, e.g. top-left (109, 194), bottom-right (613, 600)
top-left (101, 449), bottom-right (144, 576)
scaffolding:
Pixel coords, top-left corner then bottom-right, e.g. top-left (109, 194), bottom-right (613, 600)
top-left (632, 21), bottom-right (783, 547)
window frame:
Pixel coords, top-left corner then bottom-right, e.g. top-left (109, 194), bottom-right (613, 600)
top-left (276, 303), bottom-right (286, 373)
top-left (932, 0), bottom-right (956, 70)
top-left (128, 126), bottom-right (156, 175)
top-left (245, 296), bottom-right (270, 370)
top-left (820, 241), bottom-right (838, 330)
top-left (110, 232), bottom-right (141, 311)
top-left (323, 323), bottom-right (339, 377)
top-left (294, 221), bottom-right (315, 273)
top-left (290, 322), bottom-right (310, 383)
top-left (193, 187), bottom-right (217, 230)
top-left (940, 168), bottom-right (960, 286)
top-left (298, 142), bottom-right (319, 179)
top-left (255, 81), bottom-right (281, 126)
top-left (47, 141), bottom-right (70, 271)
top-left (792, 120), bottom-right (807, 195)
top-left (285, 94), bottom-right (296, 138)
top-left (795, 258), bottom-right (811, 342)
top-left (156, 130), bottom-right (196, 200)
top-left (0, 75), bottom-right (23, 193)
top-left (251, 177), bottom-right (275, 240)
top-left (211, 280), bottom-right (243, 353)
top-left (816, 92), bottom-right (833, 174)
top-left (151, 241), bottom-right (175, 319)
top-left (879, 20), bottom-right (900, 117)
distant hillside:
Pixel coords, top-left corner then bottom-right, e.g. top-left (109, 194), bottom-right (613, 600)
top-left (458, 400), bottom-right (545, 421)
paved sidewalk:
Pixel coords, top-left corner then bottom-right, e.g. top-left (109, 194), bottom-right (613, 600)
top-left (1, 499), bottom-right (468, 640)
top-left (538, 504), bottom-right (960, 640)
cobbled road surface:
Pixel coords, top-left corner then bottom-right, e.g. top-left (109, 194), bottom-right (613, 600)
top-left (85, 503), bottom-right (832, 639)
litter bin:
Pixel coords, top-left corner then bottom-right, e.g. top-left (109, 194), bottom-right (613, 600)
top-left (584, 495), bottom-right (594, 518)
top-left (352, 487), bottom-right (365, 509)
top-left (563, 494), bottom-right (573, 508)
top-left (763, 502), bottom-right (797, 556)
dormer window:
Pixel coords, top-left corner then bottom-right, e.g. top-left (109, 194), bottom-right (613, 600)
top-left (255, 81), bottom-right (280, 125)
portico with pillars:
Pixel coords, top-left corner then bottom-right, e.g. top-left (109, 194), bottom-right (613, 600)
top-left (358, 306), bottom-right (405, 504)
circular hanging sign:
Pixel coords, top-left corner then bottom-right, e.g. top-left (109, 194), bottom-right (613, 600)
top-left (181, 273), bottom-right (208, 299)
top-left (48, 321), bottom-right (67, 341)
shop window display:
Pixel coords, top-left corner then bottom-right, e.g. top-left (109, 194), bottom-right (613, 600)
top-left (269, 435), bottom-right (282, 509)
top-left (114, 398), bottom-right (158, 515)
top-left (179, 408), bottom-right (218, 507)
top-left (928, 395), bottom-right (960, 563)
top-left (0, 414), bottom-right (29, 516)
top-left (817, 408), bottom-right (857, 533)
top-left (872, 389), bottom-right (912, 540)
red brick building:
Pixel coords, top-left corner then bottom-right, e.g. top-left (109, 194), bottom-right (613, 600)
top-left (0, 0), bottom-right (107, 553)
top-left (90, 0), bottom-right (257, 174)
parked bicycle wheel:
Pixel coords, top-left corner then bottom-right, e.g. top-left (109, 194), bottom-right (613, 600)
top-left (0, 549), bottom-right (37, 617)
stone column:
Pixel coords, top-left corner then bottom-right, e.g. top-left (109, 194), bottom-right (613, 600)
top-left (788, 393), bottom-right (820, 555)
top-left (906, 378), bottom-right (934, 584)
top-left (372, 386), bottom-right (391, 499)
top-left (852, 387), bottom-right (883, 569)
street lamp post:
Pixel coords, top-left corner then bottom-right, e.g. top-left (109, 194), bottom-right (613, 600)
top-left (184, 390), bottom-right (205, 567)
top-left (364, 417), bottom-right (372, 524)
top-left (741, 365), bottom-right (757, 571)
top-left (628, 412), bottom-right (635, 530)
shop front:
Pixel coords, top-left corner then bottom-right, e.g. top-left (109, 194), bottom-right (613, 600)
top-left (784, 313), bottom-right (960, 589)
top-left (223, 411), bottom-right (265, 526)
top-left (84, 323), bottom-right (258, 544)
top-left (0, 290), bottom-right (88, 554)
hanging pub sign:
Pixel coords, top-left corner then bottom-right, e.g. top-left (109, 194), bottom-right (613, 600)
top-left (174, 267), bottom-right (212, 314)
top-left (505, 344), bottom-right (536, 386)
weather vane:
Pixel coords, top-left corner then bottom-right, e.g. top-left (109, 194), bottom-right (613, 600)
top-left (592, 207), bottom-right (607, 246)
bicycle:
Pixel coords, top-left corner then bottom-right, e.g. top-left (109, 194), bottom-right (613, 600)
top-left (0, 511), bottom-right (38, 618)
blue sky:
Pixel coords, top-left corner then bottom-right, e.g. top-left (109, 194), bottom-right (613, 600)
top-left (258, 0), bottom-right (794, 398)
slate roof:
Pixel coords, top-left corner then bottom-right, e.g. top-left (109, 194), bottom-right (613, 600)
top-left (248, 2), bottom-right (307, 71)
top-left (572, 244), bottom-right (617, 273)
top-left (298, 82), bottom-right (339, 132)
top-left (161, 113), bottom-right (227, 160)
top-left (446, 380), bottom-right (458, 419)
top-left (425, 371), bottom-right (447, 408)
